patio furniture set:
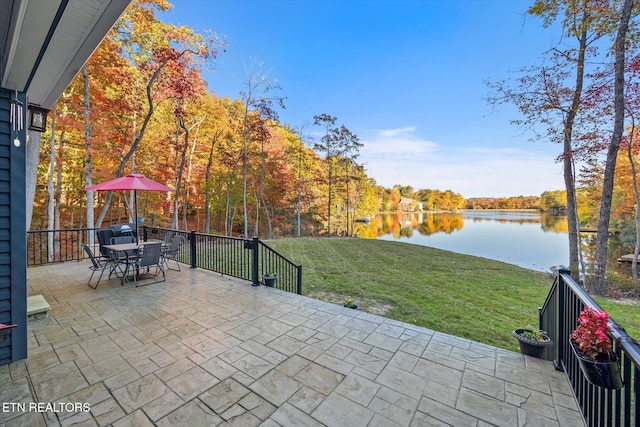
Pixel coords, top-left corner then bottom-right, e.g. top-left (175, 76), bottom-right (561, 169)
top-left (83, 224), bottom-right (184, 288)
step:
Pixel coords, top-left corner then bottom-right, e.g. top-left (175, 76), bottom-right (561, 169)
top-left (27, 295), bottom-right (51, 319)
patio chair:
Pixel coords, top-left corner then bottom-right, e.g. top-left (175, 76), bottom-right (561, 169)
top-left (83, 244), bottom-right (119, 289)
top-left (131, 242), bottom-right (165, 287)
top-left (163, 235), bottom-right (184, 271)
top-left (96, 228), bottom-right (115, 259)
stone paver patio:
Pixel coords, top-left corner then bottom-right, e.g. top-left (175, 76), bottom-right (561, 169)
top-left (0, 261), bottom-right (585, 426)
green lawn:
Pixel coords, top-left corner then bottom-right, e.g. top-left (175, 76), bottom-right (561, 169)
top-left (267, 237), bottom-right (639, 352)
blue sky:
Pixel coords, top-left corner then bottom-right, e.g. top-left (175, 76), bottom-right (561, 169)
top-left (164, 0), bottom-right (565, 198)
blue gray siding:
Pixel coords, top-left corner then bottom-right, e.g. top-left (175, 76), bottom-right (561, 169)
top-left (0, 88), bottom-right (27, 365)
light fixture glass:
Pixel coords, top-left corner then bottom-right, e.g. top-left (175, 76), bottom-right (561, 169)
top-left (28, 105), bottom-right (49, 132)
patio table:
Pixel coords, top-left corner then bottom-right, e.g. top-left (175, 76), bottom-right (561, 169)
top-left (103, 241), bottom-right (165, 285)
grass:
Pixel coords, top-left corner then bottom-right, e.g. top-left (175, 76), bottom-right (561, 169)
top-left (267, 237), bottom-right (640, 353)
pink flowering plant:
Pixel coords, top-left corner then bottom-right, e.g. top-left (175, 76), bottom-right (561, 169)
top-left (570, 307), bottom-right (613, 361)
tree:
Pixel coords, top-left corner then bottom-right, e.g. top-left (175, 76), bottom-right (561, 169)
top-left (487, 0), bottom-right (615, 277)
top-left (87, 0), bottom-right (224, 226)
top-left (312, 114), bottom-right (361, 236)
top-left (593, 0), bottom-right (635, 293)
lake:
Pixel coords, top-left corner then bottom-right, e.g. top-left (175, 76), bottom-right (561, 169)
top-left (354, 211), bottom-right (569, 272)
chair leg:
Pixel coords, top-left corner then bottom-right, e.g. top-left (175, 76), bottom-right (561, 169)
top-left (134, 263), bottom-right (166, 287)
top-left (88, 265), bottom-right (109, 290)
top-left (165, 256), bottom-right (181, 271)
top-left (87, 269), bottom-right (98, 289)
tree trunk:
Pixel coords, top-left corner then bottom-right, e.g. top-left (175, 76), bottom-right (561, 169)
top-left (83, 66), bottom-right (95, 245)
top-left (327, 156), bottom-right (333, 237)
top-left (204, 138), bottom-right (215, 234)
top-left (55, 131), bottom-right (64, 235)
top-left (593, 0), bottom-right (634, 293)
top-left (47, 109), bottom-right (56, 262)
top-left (625, 116), bottom-right (639, 289)
top-left (562, 8), bottom-right (591, 277)
top-left (25, 128), bottom-right (40, 232)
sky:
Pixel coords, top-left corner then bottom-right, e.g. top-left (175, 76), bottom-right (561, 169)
top-left (163, 0), bottom-right (566, 198)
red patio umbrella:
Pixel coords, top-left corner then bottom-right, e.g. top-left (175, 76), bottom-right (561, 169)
top-left (84, 173), bottom-right (173, 225)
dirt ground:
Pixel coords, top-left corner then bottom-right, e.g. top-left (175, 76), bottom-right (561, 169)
top-left (305, 291), bottom-right (395, 317)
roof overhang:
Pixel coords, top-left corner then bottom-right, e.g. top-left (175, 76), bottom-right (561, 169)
top-left (0, 0), bottom-right (131, 109)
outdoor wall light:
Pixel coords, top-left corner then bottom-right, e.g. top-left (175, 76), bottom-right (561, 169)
top-left (28, 104), bottom-right (49, 132)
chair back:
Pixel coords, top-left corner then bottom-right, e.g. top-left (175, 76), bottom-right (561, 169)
top-left (111, 236), bottom-right (135, 245)
top-left (96, 229), bottom-right (114, 257)
top-left (168, 235), bottom-right (184, 253)
top-left (138, 243), bottom-right (162, 268)
top-left (83, 244), bottom-right (101, 269)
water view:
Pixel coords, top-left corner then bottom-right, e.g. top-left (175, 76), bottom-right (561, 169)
top-left (354, 210), bottom-right (569, 272)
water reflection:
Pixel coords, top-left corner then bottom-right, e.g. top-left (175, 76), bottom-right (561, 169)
top-left (355, 211), bottom-right (568, 239)
top-left (356, 211), bottom-right (633, 275)
top-left (355, 211), bottom-right (570, 272)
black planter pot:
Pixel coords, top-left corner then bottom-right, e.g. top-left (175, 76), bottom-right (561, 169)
top-left (512, 329), bottom-right (553, 358)
top-left (263, 274), bottom-right (277, 287)
top-left (570, 339), bottom-right (624, 389)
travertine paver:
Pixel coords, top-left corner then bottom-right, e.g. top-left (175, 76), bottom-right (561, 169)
top-left (0, 261), bottom-right (586, 426)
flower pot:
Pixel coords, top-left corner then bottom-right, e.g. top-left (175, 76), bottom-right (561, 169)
top-left (512, 329), bottom-right (553, 358)
top-left (570, 339), bottom-right (623, 389)
top-left (263, 274), bottom-right (277, 287)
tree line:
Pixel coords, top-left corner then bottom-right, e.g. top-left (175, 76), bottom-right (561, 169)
top-left (30, 0), bottom-right (640, 296)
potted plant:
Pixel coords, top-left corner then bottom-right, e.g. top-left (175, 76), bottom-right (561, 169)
top-left (262, 273), bottom-right (277, 287)
top-left (569, 307), bottom-right (623, 389)
top-left (512, 328), bottom-right (552, 358)
top-left (343, 297), bottom-right (359, 309)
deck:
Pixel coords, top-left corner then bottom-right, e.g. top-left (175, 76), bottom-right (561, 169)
top-left (0, 261), bottom-right (584, 426)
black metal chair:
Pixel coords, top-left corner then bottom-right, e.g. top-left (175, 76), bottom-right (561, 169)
top-left (96, 228), bottom-right (115, 259)
top-left (83, 244), bottom-right (119, 289)
top-left (132, 242), bottom-right (165, 287)
top-left (163, 235), bottom-right (184, 271)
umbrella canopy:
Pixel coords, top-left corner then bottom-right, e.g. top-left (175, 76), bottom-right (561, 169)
top-left (84, 174), bottom-right (173, 228)
top-left (84, 173), bottom-right (173, 192)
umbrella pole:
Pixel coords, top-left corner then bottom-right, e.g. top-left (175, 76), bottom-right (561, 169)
top-left (134, 189), bottom-right (139, 242)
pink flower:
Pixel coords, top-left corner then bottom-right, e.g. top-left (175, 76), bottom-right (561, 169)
top-left (570, 307), bottom-right (613, 360)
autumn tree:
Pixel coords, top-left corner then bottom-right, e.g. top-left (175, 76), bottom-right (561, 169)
top-left (84, 0), bottom-right (224, 227)
top-left (487, 0), bottom-right (623, 278)
top-left (591, 0), bottom-right (635, 293)
top-left (313, 114), bottom-right (362, 236)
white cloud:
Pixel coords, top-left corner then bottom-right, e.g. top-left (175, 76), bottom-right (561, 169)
top-left (378, 126), bottom-right (416, 137)
top-left (360, 127), bottom-right (437, 157)
top-left (357, 127), bottom-right (565, 198)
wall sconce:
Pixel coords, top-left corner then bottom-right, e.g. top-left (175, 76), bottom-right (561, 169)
top-left (28, 105), bottom-right (49, 132)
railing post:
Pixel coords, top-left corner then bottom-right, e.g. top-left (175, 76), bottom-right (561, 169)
top-left (296, 264), bottom-right (302, 295)
top-left (190, 230), bottom-right (197, 269)
top-left (555, 268), bottom-right (570, 371)
top-left (142, 226), bottom-right (148, 242)
top-left (252, 237), bottom-right (260, 286)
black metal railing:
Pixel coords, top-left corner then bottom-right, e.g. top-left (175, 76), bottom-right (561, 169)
top-left (27, 228), bottom-right (100, 265)
top-left (27, 227), bottom-right (303, 295)
top-left (144, 228), bottom-right (302, 294)
top-left (540, 269), bottom-right (640, 426)
top-left (256, 239), bottom-right (303, 295)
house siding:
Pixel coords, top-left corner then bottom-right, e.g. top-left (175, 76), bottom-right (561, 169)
top-left (0, 88), bottom-right (27, 366)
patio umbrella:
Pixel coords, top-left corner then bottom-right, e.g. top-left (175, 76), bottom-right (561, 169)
top-left (84, 173), bottom-right (173, 227)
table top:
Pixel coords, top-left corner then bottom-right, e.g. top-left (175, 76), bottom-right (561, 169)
top-left (104, 241), bottom-right (165, 252)
top-left (103, 243), bottom-right (140, 251)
